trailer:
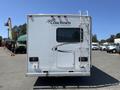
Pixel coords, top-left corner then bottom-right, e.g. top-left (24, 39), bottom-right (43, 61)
top-left (27, 14), bottom-right (92, 77)
top-left (114, 38), bottom-right (120, 44)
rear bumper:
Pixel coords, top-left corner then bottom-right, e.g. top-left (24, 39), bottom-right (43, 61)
top-left (26, 71), bottom-right (90, 77)
top-left (107, 49), bottom-right (116, 52)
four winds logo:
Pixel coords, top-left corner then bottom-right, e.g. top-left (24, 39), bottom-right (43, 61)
top-left (47, 16), bottom-right (71, 25)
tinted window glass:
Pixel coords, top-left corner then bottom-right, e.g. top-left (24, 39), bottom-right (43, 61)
top-left (18, 41), bottom-right (26, 44)
top-left (56, 28), bottom-right (83, 42)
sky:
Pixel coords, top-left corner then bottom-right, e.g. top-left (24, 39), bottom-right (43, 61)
top-left (0, 0), bottom-right (120, 40)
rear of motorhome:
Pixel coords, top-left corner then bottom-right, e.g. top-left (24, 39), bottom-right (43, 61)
top-left (27, 14), bottom-right (92, 77)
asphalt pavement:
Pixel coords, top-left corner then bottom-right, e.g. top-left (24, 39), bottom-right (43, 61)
top-left (0, 47), bottom-right (120, 90)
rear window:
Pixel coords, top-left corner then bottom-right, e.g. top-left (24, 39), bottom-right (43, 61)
top-left (18, 41), bottom-right (26, 44)
top-left (56, 28), bottom-right (83, 42)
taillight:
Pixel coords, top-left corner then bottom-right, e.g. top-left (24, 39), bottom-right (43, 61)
top-left (29, 57), bottom-right (39, 70)
top-left (79, 57), bottom-right (88, 62)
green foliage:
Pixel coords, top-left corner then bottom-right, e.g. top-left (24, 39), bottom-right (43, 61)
top-left (100, 33), bottom-right (120, 43)
top-left (100, 39), bottom-right (106, 43)
top-left (106, 35), bottom-right (115, 43)
top-left (116, 33), bottom-right (120, 38)
top-left (0, 36), bottom-right (2, 41)
top-left (12, 23), bottom-right (26, 41)
top-left (92, 34), bottom-right (98, 42)
top-left (18, 23), bottom-right (26, 36)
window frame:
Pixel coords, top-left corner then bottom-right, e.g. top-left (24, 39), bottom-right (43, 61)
top-left (56, 28), bottom-right (83, 43)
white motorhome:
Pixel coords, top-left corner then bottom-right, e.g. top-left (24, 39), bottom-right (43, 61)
top-left (27, 14), bottom-right (92, 77)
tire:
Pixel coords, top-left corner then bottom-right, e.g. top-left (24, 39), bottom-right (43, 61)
top-left (119, 51), bottom-right (120, 54)
top-left (107, 51), bottom-right (109, 53)
top-left (112, 49), bottom-right (116, 53)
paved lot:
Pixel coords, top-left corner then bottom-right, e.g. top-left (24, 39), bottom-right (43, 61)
top-left (0, 47), bottom-right (120, 90)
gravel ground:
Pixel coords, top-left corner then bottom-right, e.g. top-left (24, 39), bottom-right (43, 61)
top-left (0, 47), bottom-right (120, 90)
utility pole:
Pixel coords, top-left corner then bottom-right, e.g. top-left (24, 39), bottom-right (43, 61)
top-left (5, 17), bottom-right (13, 40)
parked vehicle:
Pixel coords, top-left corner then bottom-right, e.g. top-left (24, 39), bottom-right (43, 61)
top-left (4, 39), bottom-right (15, 51)
top-left (92, 43), bottom-right (99, 50)
top-left (15, 41), bottom-right (26, 54)
top-left (106, 44), bottom-right (117, 53)
top-left (116, 43), bottom-right (120, 54)
top-left (114, 38), bottom-right (120, 44)
top-left (15, 35), bottom-right (27, 54)
top-left (27, 14), bottom-right (92, 77)
top-left (99, 45), bottom-right (107, 51)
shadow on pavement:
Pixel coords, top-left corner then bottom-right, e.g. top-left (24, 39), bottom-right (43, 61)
top-left (33, 66), bottom-right (119, 89)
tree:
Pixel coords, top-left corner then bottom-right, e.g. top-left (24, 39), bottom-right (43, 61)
top-left (106, 35), bottom-right (115, 43)
top-left (18, 23), bottom-right (26, 36)
top-left (12, 25), bottom-right (19, 41)
top-left (0, 36), bottom-right (2, 46)
top-left (92, 34), bottom-right (98, 42)
top-left (100, 39), bottom-right (106, 43)
top-left (116, 33), bottom-right (120, 38)
top-left (12, 23), bottom-right (27, 40)
top-left (0, 36), bottom-right (2, 41)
